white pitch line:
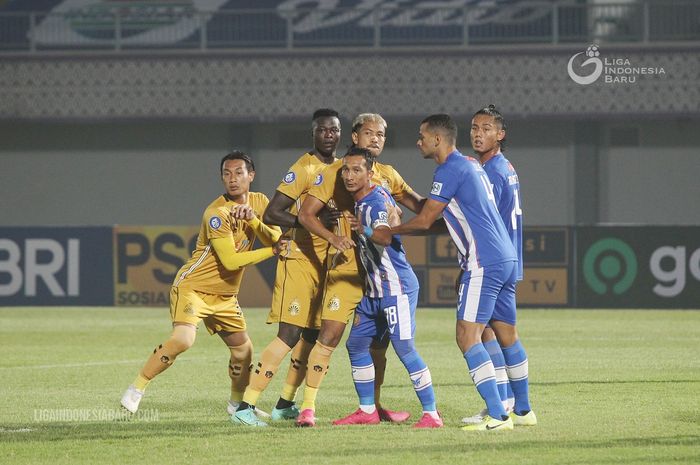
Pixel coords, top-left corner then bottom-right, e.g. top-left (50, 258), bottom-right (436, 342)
top-left (0, 357), bottom-right (216, 371)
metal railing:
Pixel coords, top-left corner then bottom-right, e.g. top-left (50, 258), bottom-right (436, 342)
top-left (0, 1), bottom-right (698, 53)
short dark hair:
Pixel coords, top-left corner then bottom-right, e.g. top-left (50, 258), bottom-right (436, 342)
top-left (312, 108), bottom-right (339, 121)
top-left (473, 104), bottom-right (507, 150)
top-left (220, 150), bottom-right (254, 175)
top-left (312, 108), bottom-right (340, 131)
top-left (421, 114), bottom-right (457, 144)
top-left (343, 146), bottom-right (375, 171)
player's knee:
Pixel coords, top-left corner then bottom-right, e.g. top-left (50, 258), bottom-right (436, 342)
top-left (229, 338), bottom-right (253, 362)
top-left (301, 328), bottom-right (319, 345)
top-left (346, 335), bottom-right (370, 358)
top-left (392, 339), bottom-right (417, 363)
top-left (170, 325), bottom-right (196, 353)
top-left (277, 323), bottom-right (303, 347)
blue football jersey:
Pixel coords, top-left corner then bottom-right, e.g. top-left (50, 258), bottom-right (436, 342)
top-left (429, 151), bottom-right (517, 271)
top-left (355, 186), bottom-right (419, 298)
top-left (482, 152), bottom-right (524, 281)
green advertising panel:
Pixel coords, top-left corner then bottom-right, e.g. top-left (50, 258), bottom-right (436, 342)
top-left (576, 227), bottom-right (700, 308)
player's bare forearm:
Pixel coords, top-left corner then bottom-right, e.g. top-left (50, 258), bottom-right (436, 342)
top-left (263, 209), bottom-right (299, 229)
top-left (368, 226), bottom-right (393, 246)
top-left (397, 191), bottom-right (426, 214)
top-left (392, 198), bottom-right (446, 236)
top-left (263, 192), bottom-right (299, 229)
top-left (299, 196), bottom-right (335, 243)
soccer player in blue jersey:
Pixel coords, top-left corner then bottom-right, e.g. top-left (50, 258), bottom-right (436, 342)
top-left (392, 114), bottom-right (535, 431)
top-left (331, 147), bottom-right (442, 428)
top-left (462, 105), bottom-right (526, 424)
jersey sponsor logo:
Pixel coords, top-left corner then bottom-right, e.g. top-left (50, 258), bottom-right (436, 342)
top-left (327, 295), bottom-right (341, 311)
top-left (288, 299), bottom-right (300, 316)
top-left (431, 182), bottom-right (443, 195)
top-left (378, 211), bottom-right (388, 222)
top-left (209, 216), bottom-right (222, 230)
top-left (314, 174), bottom-right (323, 185)
top-left (283, 171), bottom-right (296, 184)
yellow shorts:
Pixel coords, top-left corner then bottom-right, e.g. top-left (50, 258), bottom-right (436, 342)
top-left (320, 266), bottom-right (364, 324)
top-left (170, 287), bottom-right (246, 335)
top-left (268, 257), bottom-right (325, 329)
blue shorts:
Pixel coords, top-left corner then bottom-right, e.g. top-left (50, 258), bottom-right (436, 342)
top-left (456, 260), bottom-right (517, 326)
top-left (351, 290), bottom-right (418, 341)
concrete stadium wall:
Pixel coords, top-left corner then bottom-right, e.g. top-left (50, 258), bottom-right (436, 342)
top-left (1, 118), bottom-right (698, 227)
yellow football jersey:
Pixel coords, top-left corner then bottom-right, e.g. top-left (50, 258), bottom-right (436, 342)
top-left (276, 152), bottom-right (335, 263)
top-left (173, 192), bottom-right (270, 295)
top-left (307, 158), bottom-right (414, 269)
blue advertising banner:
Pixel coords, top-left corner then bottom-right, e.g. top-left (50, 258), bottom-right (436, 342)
top-left (0, 227), bottom-right (113, 306)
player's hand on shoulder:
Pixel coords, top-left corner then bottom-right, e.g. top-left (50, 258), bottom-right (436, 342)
top-left (318, 205), bottom-right (342, 229)
top-left (329, 234), bottom-right (355, 252)
top-left (231, 204), bottom-right (256, 221)
top-left (344, 212), bottom-right (363, 234)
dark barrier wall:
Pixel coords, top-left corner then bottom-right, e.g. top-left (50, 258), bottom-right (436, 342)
top-left (0, 227), bottom-right (113, 305)
top-left (575, 226), bottom-right (700, 308)
top-left (1, 226), bottom-right (698, 308)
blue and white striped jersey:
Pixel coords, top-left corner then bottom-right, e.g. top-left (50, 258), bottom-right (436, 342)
top-left (429, 151), bottom-right (517, 271)
top-left (355, 186), bottom-right (419, 298)
top-left (482, 152), bottom-right (524, 281)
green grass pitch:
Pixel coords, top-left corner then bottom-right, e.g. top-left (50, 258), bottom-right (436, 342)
top-left (1, 307), bottom-right (699, 465)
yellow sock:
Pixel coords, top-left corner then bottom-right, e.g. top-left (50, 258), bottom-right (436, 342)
top-left (280, 383), bottom-right (298, 403)
top-left (300, 387), bottom-right (319, 411)
top-left (280, 338), bottom-right (315, 401)
top-left (140, 338), bottom-right (190, 380)
top-left (228, 339), bottom-right (253, 402)
top-left (300, 342), bottom-right (334, 411)
top-left (242, 389), bottom-right (262, 406)
top-left (243, 337), bottom-right (291, 404)
top-left (133, 374), bottom-right (151, 391)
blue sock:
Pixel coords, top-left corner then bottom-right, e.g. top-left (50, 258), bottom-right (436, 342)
top-left (502, 339), bottom-right (531, 415)
top-left (346, 335), bottom-right (375, 406)
top-left (484, 339), bottom-right (509, 403)
top-left (464, 343), bottom-right (507, 420)
top-left (506, 381), bottom-right (514, 402)
top-left (393, 339), bottom-right (436, 412)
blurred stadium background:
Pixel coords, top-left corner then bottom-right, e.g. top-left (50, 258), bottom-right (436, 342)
top-left (1, 0), bottom-right (699, 309)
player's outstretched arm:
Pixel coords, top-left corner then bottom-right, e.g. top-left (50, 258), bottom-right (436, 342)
top-left (231, 204), bottom-right (282, 246)
top-left (299, 195), bottom-right (354, 251)
top-left (263, 191), bottom-right (298, 229)
top-left (248, 217), bottom-right (283, 246)
top-left (396, 190), bottom-right (425, 214)
top-left (392, 199), bottom-right (447, 236)
top-left (210, 237), bottom-right (287, 271)
top-left (397, 192), bottom-right (447, 234)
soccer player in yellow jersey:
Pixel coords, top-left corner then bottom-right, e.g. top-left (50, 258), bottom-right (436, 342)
top-left (296, 113), bottom-right (428, 426)
top-left (232, 109), bottom-right (343, 426)
top-left (120, 151), bottom-right (288, 416)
